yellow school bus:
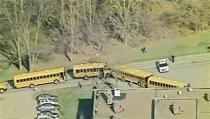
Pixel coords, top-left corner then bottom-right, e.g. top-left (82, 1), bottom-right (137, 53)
top-left (111, 65), bottom-right (153, 86)
top-left (0, 82), bottom-right (7, 93)
top-left (147, 76), bottom-right (188, 88)
top-left (73, 63), bottom-right (111, 79)
top-left (14, 67), bottom-right (67, 88)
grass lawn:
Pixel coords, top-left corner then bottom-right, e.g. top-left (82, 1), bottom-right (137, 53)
top-left (0, 62), bottom-right (19, 82)
top-left (1, 30), bottom-right (210, 81)
top-left (127, 30), bottom-right (210, 63)
top-left (34, 86), bottom-right (94, 119)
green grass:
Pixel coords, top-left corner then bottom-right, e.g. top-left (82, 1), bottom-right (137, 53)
top-left (130, 30), bottom-right (210, 62)
top-left (34, 86), bottom-right (93, 119)
top-left (1, 30), bottom-right (210, 81)
top-left (0, 62), bottom-right (18, 82)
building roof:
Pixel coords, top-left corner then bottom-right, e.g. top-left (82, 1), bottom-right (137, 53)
top-left (93, 88), bottom-right (209, 119)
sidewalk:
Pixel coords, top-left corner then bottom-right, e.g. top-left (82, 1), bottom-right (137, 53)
top-left (128, 53), bottom-right (210, 69)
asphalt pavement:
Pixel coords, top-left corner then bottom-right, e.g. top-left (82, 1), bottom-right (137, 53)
top-left (128, 53), bottom-right (210, 88)
top-left (129, 53), bottom-right (210, 69)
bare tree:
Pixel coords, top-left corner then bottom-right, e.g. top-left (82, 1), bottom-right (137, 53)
top-left (0, 0), bottom-right (24, 70)
top-left (0, 0), bottom-right (47, 71)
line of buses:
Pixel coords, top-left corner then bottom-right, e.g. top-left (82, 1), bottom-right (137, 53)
top-left (0, 62), bottom-right (189, 93)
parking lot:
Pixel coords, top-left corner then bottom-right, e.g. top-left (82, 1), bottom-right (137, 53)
top-left (1, 58), bottom-right (210, 119)
top-left (0, 89), bottom-right (37, 119)
top-left (130, 60), bottom-right (210, 88)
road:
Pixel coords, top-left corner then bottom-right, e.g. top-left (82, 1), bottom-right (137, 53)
top-left (1, 53), bottom-right (210, 119)
top-left (130, 60), bottom-right (210, 88)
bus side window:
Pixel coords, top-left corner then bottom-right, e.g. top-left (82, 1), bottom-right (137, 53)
top-left (76, 70), bottom-right (79, 73)
top-left (90, 69), bottom-right (93, 72)
top-left (99, 68), bottom-right (103, 72)
top-left (30, 78), bottom-right (33, 81)
top-left (163, 84), bottom-right (165, 87)
top-left (87, 69), bottom-right (90, 72)
top-left (47, 75), bottom-right (50, 78)
top-left (130, 74), bottom-right (132, 78)
top-left (60, 73), bottom-right (63, 76)
top-left (155, 82), bottom-right (158, 86)
top-left (149, 81), bottom-right (152, 84)
top-left (57, 73), bottom-right (60, 76)
top-left (17, 80), bottom-right (20, 83)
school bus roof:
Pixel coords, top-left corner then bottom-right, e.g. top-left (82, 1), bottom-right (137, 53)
top-left (14, 67), bottom-right (65, 80)
top-left (0, 82), bottom-right (7, 86)
top-left (148, 76), bottom-right (188, 87)
top-left (73, 63), bottom-right (106, 70)
top-left (112, 65), bottom-right (153, 78)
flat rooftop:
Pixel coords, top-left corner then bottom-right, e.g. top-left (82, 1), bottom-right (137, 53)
top-left (93, 88), bottom-right (210, 119)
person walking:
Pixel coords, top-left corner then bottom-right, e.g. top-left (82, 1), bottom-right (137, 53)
top-left (141, 46), bottom-right (147, 54)
top-left (171, 55), bottom-right (175, 63)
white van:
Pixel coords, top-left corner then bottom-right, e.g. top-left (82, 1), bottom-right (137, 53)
top-left (156, 59), bottom-right (169, 73)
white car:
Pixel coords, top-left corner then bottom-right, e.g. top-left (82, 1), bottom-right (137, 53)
top-left (37, 111), bottom-right (59, 118)
top-left (36, 94), bottom-right (58, 101)
top-left (156, 59), bottom-right (169, 73)
top-left (37, 113), bottom-right (59, 119)
top-left (38, 99), bottom-right (59, 106)
top-left (37, 104), bottom-right (60, 112)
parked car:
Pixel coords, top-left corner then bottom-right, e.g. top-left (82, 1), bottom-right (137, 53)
top-left (36, 94), bottom-right (58, 101)
top-left (47, 109), bottom-right (60, 115)
top-left (156, 59), bottom-right (169, 73)
top-left (37, 112), bottom-right (59, 119)
top-left (37, 111), bottom-right (59, 118)
top-left (37, 104), bottom-right (60, 112)
top-left (38, 99), bottom-right (59, 106)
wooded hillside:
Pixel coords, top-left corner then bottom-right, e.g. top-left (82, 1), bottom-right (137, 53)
top-left (1, 0), bottom-right (210, 71)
